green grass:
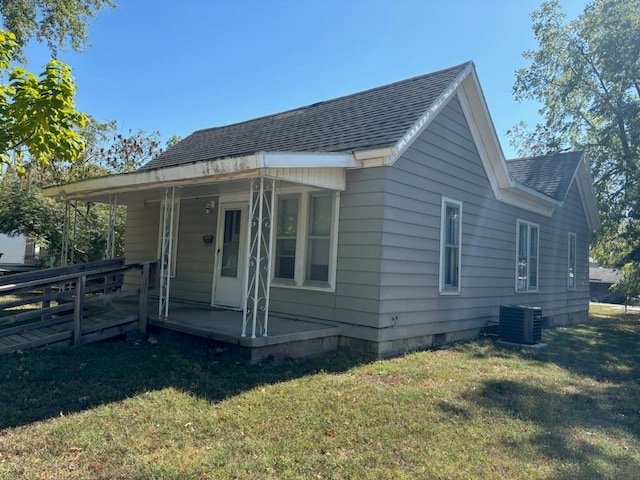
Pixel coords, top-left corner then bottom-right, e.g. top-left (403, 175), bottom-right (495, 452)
top-left (0, 304), bottom-right (639, 479)
top-left (0, 294), bottom-right (40, 314)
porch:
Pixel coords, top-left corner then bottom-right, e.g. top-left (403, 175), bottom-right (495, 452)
top-left (41, 153), bottom-right (356, 360)
top-left (115, 298), bottom-right (342, 363)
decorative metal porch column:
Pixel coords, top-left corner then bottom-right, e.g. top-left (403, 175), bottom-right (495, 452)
top-left (242, 177), bottom-right (275, 338)
top-left (105, 194), bottom-right (118, 259)
top-left (159, 187), bottom-right (177, 320)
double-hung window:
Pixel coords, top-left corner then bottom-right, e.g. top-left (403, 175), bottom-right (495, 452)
top-left (516, 220), bottom-right (539, 292)
top-left (274, 197), bottom-right (298, 279)
top-left (568, 232), bottom-right (577, 290)
top-left (273, 190), bottom-right (338, 290)
top-left (439, 197), bottom-right (462, 294)
top-left (307, 195), bottom-right (332, 282)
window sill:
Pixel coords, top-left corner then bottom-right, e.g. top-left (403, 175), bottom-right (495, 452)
top-left (439, 288), bottom-right (460, 296)
top-left (271, 280), bottom-right (335, 293)
top-left (516, 289), bottom-right (538, 293)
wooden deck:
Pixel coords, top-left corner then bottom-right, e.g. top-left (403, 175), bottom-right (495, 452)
top-left (0, 259), bottom-right (157, 354)
top-left (0, 310), bottom-right (139, 354)
top-left (0, 259), bottom-right (342, 361)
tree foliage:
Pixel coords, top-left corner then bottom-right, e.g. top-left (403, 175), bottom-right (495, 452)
top-left (0, 0), bottom-right (114, 56)
top-left (0, 121), bottom-right (164, 264)
top-left (0, 30), bottom-right (86, 173)
top-left (511, 0), bottom-right (640, 269)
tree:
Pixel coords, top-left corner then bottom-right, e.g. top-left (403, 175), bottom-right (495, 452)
top-left (0, 121), bottom-right (165, 264)
top-left (0, 0), bottom-right (115, 56)
top-left (0, 30), bottom-right (86, 174)
top-left (511, 0), bottom-right (640, 270)
top-left (0, 0), bottom-right (117, 172)
top-left (0, 1), bottom-right (119, 265)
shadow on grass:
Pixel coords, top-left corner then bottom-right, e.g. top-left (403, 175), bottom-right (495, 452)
top-left (533, 314), bottom-right (640, 384)
top-left (479, 310), bottom-right (640, 385)
top-left (0, 337), bottom-right (373, 430)
top-left (463, 310), bottom-right (640, 479)
top-left (466, 378), bottom-right (640, 479)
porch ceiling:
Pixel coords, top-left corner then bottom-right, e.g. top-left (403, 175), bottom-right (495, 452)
top-left (42, 151), bottom-right (355, 203)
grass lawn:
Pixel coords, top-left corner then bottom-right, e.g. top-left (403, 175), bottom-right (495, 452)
top-left (0, 303), bottom-right (638, 479)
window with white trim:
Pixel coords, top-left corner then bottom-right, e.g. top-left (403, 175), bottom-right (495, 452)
top-left (516, 220), bottom-right (539, 292)
top-left (274, 196), bottom-right (298, 279)
top-left (568, 232), bottom-right (577, 290)
top-left (439, 197), bottom-right (462, 294)
top-left (273, 190), bottom-right (338, 289)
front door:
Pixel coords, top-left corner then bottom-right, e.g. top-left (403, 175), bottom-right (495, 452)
top-left (212, 203), bottom-right (247, 308)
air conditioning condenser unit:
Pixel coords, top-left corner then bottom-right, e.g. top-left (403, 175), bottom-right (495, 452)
top-left (499, 305), bottom-right (542, 344)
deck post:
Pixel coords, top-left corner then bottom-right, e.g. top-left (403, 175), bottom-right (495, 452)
top-left (138, 262), bottom-right (150, 334)
top-left (41, 286), bottom-right (51, 321)
top-left (73, 274), bottom-right (86, 344)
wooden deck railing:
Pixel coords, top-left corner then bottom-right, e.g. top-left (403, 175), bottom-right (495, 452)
top-left (0, 259), bottom-right (158, 351)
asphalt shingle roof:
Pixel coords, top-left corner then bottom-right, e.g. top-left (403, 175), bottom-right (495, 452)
top-left (506, 151), bottom-right (583, 201)
top-left (589, 265), bottom-right (621, 284)
top-left (140, 62), bottom-right (470, 171)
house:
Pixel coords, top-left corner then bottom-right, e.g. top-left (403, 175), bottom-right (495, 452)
top-left (589, 261), bottom-right (623, 303)
top-left (0, 234), bottom-right (45, 275)
top-left (43, 62), bottom-right (600, 357)
top-left (0, 233), bottom-right (26, 265)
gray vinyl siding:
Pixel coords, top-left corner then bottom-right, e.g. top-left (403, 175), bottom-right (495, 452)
top-left (124, 198), bottom-right (218, 303)
top-left (169, 197), bottom-right (217, 304)
top-left (268, 168), bottom-right (385, 341)
top-left (123, 202), bottom-right (160, 289)
top-left (377, 95), bottom-right (590, 342)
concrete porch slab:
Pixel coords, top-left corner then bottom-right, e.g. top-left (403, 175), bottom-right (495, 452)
top-left (114, 299), bottom-right (342, 362)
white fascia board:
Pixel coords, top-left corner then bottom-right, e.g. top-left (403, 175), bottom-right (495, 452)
top-left (456, 68), bottom-right (566, 217)
top-left (497, 187), bottom-right (557, 217)
top-left (353, 147), bottom-right (396, 168)
top-left (260, 151), bottom-right (358, 168)
top-left (513, 182), bottom-right (563, 207)
top-left (457, 70), bottom-right (512, 190)
top-left (387, 62), bottom-right (474, 166)
top-left (43, 151), bottom-right (356, 201)
top-left (575, 153), bottom-right (601, 230)
top-left (263, 167), bottom-right (346, 190)
top-left (43, 154), bottom-right (263, 199)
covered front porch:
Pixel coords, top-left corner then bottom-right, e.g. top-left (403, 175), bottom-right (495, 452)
top-left (139, 299), bottom-right (340, 362)
top-left (44, 152), bottom-right (355, 353)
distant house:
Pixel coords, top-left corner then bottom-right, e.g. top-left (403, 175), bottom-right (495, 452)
top-left (0, 234), bottom-right (26, 264)
top-left (44, 62), bottom-right (600, 356)
top-left (589, 261), bottom-right (623, 303)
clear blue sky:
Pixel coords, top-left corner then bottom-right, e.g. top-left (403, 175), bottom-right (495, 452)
top-left (25, 0), bottom-right (588, 159)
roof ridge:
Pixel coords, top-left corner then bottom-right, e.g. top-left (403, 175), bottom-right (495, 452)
top-left (190, 61), bottom-right (474, 135)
